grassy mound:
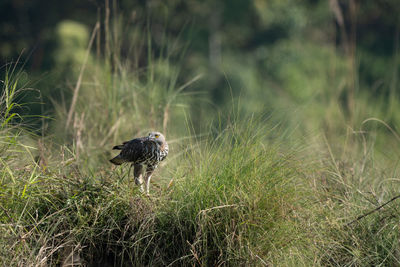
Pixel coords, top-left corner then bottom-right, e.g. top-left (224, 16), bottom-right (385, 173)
top-left (2, 13), bottom-right (400, 266)
top-left (1, 107), bottom-right (310, 265)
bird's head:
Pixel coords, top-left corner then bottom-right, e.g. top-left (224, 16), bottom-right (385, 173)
top-left (147, 131), bottom-right (166, 146)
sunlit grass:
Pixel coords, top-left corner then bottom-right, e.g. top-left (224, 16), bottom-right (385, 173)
top-left (0, 108), bottom-right (310, 265)
top-left (3, 62), bottom-right (400, 266)
top-left (2, 10), bottom-right (400, 266)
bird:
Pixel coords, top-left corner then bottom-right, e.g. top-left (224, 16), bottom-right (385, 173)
top-left (109, 131), bottom-right (169, 194)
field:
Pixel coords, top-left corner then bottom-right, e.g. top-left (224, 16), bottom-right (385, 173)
top-left (2, 2), bottom-right (400, 266)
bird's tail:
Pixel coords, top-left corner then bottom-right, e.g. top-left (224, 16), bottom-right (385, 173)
top-left (109, 155), bottom-right (125, 165)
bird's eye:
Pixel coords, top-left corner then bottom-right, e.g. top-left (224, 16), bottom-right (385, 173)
top-left (155, 134), bottom-right (159, 138)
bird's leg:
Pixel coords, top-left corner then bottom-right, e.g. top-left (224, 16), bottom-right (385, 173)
top-left (133, 164), bottom-right (144, 193)
top-left (144, 165), bottom-right (157, 195)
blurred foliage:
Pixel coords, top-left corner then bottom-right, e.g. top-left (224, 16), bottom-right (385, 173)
top-left (2, 1), bottom-right (400, 265)
top-left (1, 0), bottom-right (400, 135)
top-left (53, 21), bottom-right (89, 71)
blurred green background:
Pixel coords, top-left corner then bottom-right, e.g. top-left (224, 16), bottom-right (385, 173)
top-left (3, 1), bottom-right (400, 265)
top-left (2, 0), bottom-right (400, 134)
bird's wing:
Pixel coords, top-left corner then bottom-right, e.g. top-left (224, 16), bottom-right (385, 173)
top-left (119, 137), bottom-right (151, 162)
top-left (112, 138), bottom-right (143, 150)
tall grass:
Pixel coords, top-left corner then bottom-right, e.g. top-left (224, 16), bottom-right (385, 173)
top-left (2, 6), bottom-right (400, 267)
top-left (49, 12), bottom-right (199, 171)
top-left (1, 88), bottom-right (311, 265)
top-left (0, 60), bottom-right (309, 266)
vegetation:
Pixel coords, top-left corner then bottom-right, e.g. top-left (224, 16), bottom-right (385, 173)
top-left (1, 1), bottom-right (400, 266)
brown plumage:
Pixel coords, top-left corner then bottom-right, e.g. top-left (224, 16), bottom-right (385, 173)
top-left (110, 131), bottom-right (168, 194)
